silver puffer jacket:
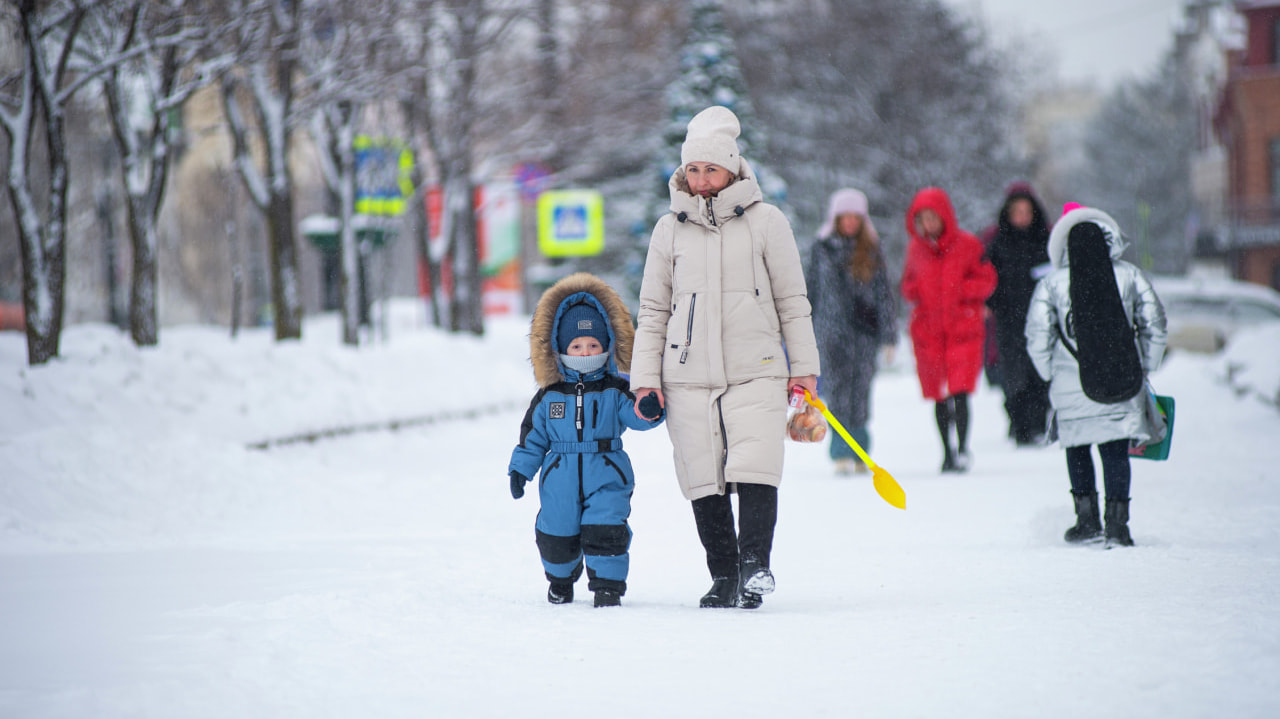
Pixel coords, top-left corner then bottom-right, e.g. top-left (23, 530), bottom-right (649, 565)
top-left (1024, 208), bottom-right (1167, 448)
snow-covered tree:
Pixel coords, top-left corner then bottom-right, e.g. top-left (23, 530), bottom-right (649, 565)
top-left (476, 0), bottom-right (679, 296)
top-left (653, 0), bottom-right (778, 209)
top-left (1070, 57), bottom-right (1195, 275)
top-left (81, 0), bottom-right (223, 347)
top-left (0, 1), bottom-right (86, 365)
top-left (1, 0), bottom-right (203, 364)
top-left (301, 0), bottom-right (400, 346)
top-left (217, 0), bottom-right (307, 341)
top-left (414, 0), bottom-right (524, 336)
top-left (733, 0), bottom-right (1025, 256)
top-left (621, 0), bottom-right (781, 297)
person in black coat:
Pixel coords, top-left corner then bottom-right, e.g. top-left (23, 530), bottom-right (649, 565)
top-left (805, 188), bottom-right (898, 475)
top-left (985, 183), bottom-right (1052, 446)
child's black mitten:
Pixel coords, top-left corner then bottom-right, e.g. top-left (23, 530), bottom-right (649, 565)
top-left (638, 392), bottom-right (663, 421)
top-left (510, 471), bottom-right (529, 499)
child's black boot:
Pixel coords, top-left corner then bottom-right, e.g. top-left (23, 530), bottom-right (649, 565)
top-left (547, 581), bottom-right (574, 604)
top-left (593, 589), bottom-right (621, 608)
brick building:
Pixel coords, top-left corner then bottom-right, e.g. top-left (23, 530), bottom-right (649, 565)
top-left (1217, 0), bottom-right (1280, 289)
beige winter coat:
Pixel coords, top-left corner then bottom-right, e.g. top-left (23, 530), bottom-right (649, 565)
top-left (631, 159), bottom-right (819, 500)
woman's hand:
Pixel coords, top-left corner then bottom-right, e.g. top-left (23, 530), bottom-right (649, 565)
top-left (788, 375), bottom-right (817, 398)
top-left (634, 388), bottom-right (665, 420)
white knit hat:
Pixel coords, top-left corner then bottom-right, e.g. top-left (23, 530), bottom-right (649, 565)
top-left (680, 106), bottom-right (741, 173)
top-left (817, 188), bottom-right (869, 238)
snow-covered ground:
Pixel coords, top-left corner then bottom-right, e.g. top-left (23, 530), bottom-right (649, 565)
top-left (3, 301), bottom-right (1279, 718)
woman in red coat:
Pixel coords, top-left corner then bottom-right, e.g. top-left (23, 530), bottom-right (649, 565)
top-left (900, 187), bottom-right (997, 473)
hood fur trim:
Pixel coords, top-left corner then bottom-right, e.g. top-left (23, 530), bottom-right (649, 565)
top-left (530, 273), bottom-right (634, 388)
top-left (1047, 207), bottom-right (1126, 269)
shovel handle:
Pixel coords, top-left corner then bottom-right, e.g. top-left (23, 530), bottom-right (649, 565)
top-left (803, 390), bottom-right (876, 469)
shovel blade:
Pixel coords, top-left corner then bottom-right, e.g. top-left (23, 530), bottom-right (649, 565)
top-left (872, 467), bottom-right (906, 510)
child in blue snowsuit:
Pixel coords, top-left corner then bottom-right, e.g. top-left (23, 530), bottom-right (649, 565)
top-left (508, 273), bottom-right (664, 608)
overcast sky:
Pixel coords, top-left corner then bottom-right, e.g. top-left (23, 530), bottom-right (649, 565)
top-left (942, 0), bottom-right (1188, 88)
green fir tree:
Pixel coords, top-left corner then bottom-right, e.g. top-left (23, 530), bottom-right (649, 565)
top-left (652, 0), bottom-right (784, 213)
top-left (624, 0), bottom-right (786, 301)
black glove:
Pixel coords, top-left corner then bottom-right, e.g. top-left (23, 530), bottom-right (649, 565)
top-left (638, 392), bottom-right (663, 421)
top-left (510, 471), bottom-right (529, 499)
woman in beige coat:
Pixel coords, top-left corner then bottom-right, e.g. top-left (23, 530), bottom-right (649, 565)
top-left (631, 106), bottom-right (820, 609)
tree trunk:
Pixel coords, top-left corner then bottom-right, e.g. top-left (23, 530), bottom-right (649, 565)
top-left (266, 189), bottom-right (302, 340)
top-left (456, 180), bottom-right (483, 336)
top-left (17, 216), bottom-right (66, 365)
top-left (337, 104), bottom-right (360, 346)
top-left (447, 0), bottom-right (483, 337)
top-left (411, 181), bottom-right (442, 328)
top-left (27, 121), bottom-right (69, 364)
top-left (444, 175), bottom-right (482, 335)
top-left (124, 195), bottom-right (159, 345)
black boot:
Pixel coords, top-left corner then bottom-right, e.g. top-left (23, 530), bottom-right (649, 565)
top-left (593, 589), bottom-right (622, 608)
top-left (1064, 491), bottom-right (1103, 543)
top-left (700, 574), bottom-right (739, 608)
top-left (735, 485), bottom-right (778, 609)
top-left (547, 581), bottom-right (574, 604)
top-left (737, 554), bottom-right (775, 610)
top-left (1104, 498), bottom-right (1134, 547)
top-left (692, 493), bottom-right (740, 607)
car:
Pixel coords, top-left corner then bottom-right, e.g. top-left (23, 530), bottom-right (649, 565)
top-left (1150, 275), bottom-right (1280, 353)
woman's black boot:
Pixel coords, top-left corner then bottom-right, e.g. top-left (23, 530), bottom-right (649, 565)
top-left (1104, 498), bottom-right (1134, 547)
top-left (693, 493), bottom-right (739, 607)
top-left (700, 573), bottom-right (740, 608)
top-left (1064, 491), bottom-right (1103, 543)
top-left (737, 554), bottom-right (774, 609)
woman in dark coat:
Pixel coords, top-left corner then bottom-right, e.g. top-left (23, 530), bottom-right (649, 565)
top-left (986, 183), bottom-right (1053, 445)
top-left (805, 188), bottom-right (898, 475)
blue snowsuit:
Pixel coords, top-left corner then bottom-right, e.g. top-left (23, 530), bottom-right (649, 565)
top-left (508, 292), bottom-right (663, 595)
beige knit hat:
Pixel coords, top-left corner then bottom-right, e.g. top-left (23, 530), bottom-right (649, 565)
top-left (680, 106), bottom-right (741, 173)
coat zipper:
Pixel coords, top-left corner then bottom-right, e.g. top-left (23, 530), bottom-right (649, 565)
top-left (575, 382), bottom-right (585, 439)
top-left (717, 397), bottom-right (728, 468)
top-left (574, 382), bottom-right (586, 501)
top-left (706, 196), bottom-right (717, 226)
top-left (680, 293), bottom-right (697, 364)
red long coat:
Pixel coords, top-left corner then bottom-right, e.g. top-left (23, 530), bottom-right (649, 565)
top-left (900, 188), bottom-right (997, 401)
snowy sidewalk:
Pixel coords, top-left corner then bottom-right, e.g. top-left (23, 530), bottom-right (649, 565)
top-left (2, 313), bottom-right (1279, 718)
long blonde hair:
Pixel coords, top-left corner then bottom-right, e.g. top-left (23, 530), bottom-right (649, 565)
top-left (840, 220), bottom-right (881, 284)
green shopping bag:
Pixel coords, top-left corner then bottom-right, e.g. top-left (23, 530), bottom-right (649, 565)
top-left (1129, 392), bottom-right (1175, 461)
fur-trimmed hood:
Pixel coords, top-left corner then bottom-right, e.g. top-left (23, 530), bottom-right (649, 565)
top-left (530, 273), bottom-right (635, 388)
top-left (1047, 206), bottom-right (1126, 269)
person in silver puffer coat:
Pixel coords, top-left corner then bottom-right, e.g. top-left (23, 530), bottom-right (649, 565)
top-left (1025, 205), bottom-right (1167, 546)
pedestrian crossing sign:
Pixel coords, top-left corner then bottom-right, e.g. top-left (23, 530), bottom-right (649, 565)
top-left (537, 190), bottom-right (605, 257)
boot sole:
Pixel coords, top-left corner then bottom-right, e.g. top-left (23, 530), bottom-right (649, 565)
top-left (743, 570), bottom-right (775, 595)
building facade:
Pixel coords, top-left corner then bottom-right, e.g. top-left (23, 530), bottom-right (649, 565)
top-left (1217, 0), bottom-right (1280, 289)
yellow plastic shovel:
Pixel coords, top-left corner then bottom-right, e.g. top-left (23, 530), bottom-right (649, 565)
top-left (803, 389), bottom-right (906, 510)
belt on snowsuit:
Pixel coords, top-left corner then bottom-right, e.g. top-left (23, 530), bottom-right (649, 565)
top-left (550, 439), bottom-right (622, 453)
